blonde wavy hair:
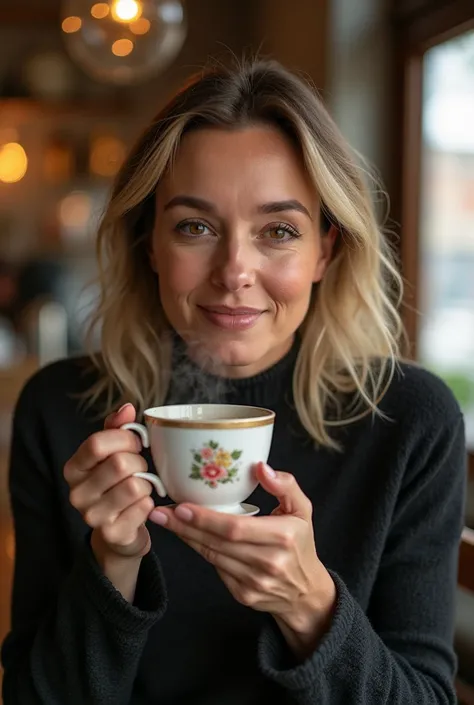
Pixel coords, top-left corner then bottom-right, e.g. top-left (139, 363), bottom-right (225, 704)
top-left (84, 58), bottom-right (404, 448)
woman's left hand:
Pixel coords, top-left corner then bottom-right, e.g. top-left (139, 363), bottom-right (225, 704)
top-left (149, 462), bottom-right (336, 658)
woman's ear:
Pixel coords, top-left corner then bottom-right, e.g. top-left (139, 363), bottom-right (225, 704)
top-left (313, 224), bottom-right (338, 283)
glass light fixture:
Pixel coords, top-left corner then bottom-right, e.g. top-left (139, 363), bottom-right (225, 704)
top-left (61, 0), bottom-right (187, 85)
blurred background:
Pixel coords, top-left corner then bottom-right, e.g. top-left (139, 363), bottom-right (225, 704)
top-left (0, 0), bottom-right (473, 699)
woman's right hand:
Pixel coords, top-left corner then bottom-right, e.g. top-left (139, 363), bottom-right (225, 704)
top-left (64, 403), bottom-right (154, 561)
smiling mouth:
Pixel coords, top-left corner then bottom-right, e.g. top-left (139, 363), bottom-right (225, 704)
top-left (198, 305), bottom-right (265, 331)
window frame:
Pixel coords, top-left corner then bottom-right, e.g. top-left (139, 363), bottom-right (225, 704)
top-left (391, 0), bottom-right (474, 478)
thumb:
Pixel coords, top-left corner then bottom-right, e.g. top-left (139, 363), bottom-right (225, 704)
top-left (256, 462), bottom-right (312, 520)
top-left (104, 402), bottom-right (137, 430)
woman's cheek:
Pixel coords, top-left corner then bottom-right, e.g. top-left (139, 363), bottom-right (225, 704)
top-left (159, 249), bottom-right (209, 297)
top-left (263, 256), bottom-right (316, 303)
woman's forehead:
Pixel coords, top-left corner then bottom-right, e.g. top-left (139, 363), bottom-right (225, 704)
top-left (155, 126), bottom-right (319, 214)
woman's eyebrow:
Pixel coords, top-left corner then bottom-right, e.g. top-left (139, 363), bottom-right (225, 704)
top-left (163, 195), bottom-right (313, 221)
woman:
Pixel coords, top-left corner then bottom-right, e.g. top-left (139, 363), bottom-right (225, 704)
top-left (1, 59), bottom-right (465, 704)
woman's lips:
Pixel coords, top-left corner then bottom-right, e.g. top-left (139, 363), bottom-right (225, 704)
top-left (198, 305), bottom-right (264, 331)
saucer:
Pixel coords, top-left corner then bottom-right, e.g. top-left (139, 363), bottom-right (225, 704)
top-left (165, 503), bottom-right (260, 517)
top-left (232, 503), bottom-right (260, 516)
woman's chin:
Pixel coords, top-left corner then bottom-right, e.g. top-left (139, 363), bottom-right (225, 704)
top-left (186, 338), bottom-right (267, 377)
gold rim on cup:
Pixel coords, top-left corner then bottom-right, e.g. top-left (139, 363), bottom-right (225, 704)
top-left (144, 407), bottom-right (275, 430)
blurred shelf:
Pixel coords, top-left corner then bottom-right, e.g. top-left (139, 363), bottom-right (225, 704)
top-left (0, 3), bottom-right (59, 25)
top-left (0, 8), bottom-right (60, 24)
top-left (0, 98), bottom-right (128, 118)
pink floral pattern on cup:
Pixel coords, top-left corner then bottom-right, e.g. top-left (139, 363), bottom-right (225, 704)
top-left (190, 441), bottom-right (242, 488)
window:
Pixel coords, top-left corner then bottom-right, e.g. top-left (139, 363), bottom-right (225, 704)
top-left (418, 30), bottom-right (474, 446)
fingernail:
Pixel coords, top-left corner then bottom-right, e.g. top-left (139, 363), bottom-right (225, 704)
top-left (117, 403), bottom-right (132, 414)
top-left (262, 463), bottom-right (277, 478)
top-left (175, 505), bottom-right (193, 522)
top-left (150, 509), bottom-right (168, 526)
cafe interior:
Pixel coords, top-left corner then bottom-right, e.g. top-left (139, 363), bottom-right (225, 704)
top-left (0, 0), bottom-right (473, 701)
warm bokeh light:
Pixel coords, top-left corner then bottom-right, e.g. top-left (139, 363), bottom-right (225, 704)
top-left (111, 0), bottom-right (142, 22)
top-left (91, 2), bottom-right (110, 19)
top-left (130, 17), bottom-right (151, 35)
top-left (58, 191), bottom-right (92, 229)
top-left (61, 15), bottom-right (82, 33)
top-left (90, 135), bottom-right (126, 177)
top-left (111, 38), bottom-right (134, 57)
top-left (0, 142), bottom-right (28, 183)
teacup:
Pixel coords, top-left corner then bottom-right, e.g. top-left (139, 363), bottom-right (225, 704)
top-left (121, 403), bottom-right (275, 515)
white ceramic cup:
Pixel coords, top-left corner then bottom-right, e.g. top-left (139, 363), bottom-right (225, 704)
top-left (121, 404), bottom-right (275, 514)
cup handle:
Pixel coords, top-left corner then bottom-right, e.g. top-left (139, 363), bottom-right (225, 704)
top-left (120, 422), bottom-right (167, 498)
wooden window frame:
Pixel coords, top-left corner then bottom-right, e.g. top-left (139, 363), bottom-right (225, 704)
top-left (391, 0), bottom-right (474, 480)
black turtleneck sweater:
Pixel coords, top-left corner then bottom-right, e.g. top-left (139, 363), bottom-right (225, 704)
top-left (1, 342), bottom-right (466, 705)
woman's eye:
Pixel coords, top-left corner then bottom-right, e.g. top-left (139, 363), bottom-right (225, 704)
top-left (268, 228), bottom-right (288, 240)
top-left (177, 221), bottom-right (211, 237)
top-left (264, 225), bottom-right (300, 242)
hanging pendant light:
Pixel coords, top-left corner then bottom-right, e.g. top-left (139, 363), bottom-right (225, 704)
top-left (61, 0), bottom-right (187, 85)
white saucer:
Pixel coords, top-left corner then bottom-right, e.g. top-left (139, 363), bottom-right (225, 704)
top-left (164, 503), bottom-right (260, 516)
top-left (232, 503), bottom-right (260, 516)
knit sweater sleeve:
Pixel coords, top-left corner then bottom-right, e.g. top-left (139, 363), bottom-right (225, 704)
top-left (1, 378), bottom-right (167, 705)
top-left (258, 410), bottom-right (466, 704)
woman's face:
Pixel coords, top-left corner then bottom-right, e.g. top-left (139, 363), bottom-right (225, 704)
top-left (151, 125), bottom-right (335, 377)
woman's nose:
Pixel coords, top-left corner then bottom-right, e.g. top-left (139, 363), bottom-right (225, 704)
top-left (210, 240), bottom-right (257, 292)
